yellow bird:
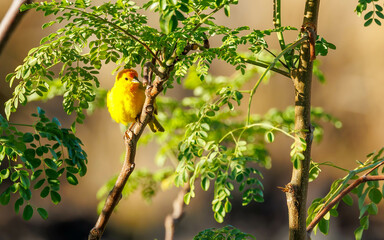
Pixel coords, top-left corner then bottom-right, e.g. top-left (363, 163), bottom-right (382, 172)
top-left (107, 69), bottom-right (164, 132)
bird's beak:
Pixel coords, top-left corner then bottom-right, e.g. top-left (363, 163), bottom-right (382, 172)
top-left (132, 76), bottom-right (141, 83)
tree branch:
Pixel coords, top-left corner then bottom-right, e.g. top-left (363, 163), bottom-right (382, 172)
top-left (0, 0), bottom-right (33, 55)
top-left (88, 58), bottom-right (176, 239)
top-left (164, 183), bottom-right (190, 240)
top-left (307, 175), bottom-right (384, 235)
top-left (306, 161), bottom-right (384, 235)
top-left (240, 57), bottom-right (290, 78)
top-left (285, 1), bottom-right (320, 240)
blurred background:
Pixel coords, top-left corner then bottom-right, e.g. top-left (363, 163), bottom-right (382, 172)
top-left (1, 0), bottom-right (384, 239)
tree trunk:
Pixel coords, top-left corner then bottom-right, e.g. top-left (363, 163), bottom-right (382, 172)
top-left (286, 1), bottom-right (320, 240)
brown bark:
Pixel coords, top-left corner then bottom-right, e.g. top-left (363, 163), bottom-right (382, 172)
top-left (0, 0), bottom-right (33, 55)
top-left (88, 66), bottom-right (171, 240)
top-left (164, 184), bottom-right (190, 240)
top-left (286, 1), bottom-right (320, 240)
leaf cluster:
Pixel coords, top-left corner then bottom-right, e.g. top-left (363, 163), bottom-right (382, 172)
top-left (193, 225), bottom-right (256, 240)
top-left (307, 148), bottom-right (384, 239)
top-left (355, 0), bottom-right (384, 26)
top-left (137, 67), bottom-right (342, 223)
top-left (0, 107), bottom-right (87, 220)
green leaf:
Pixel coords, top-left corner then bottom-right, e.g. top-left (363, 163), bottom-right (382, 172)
top-left (34, 178), bottom-right (45, 189)
top-left (66, 172), bottom-right (78, 185)
top-left (20, 173), bottom-right (31, 189)
top-left (206, 110), bottom-right (215, 117)
top-left (367, 203), bottom-right (378, 215)
top-left (24, 149), bottom-right (35, 161)
top-left (354, 226), bottom-right (364, 240)
top-left (22, 204), bottom-right (33, 220)
top-left (40, 186), bottom-right (50, 198)
top-left (224, 199), bottom-right (232, 212)
top-left (184, 192), bottom-right (191, 205)
top-left (159, 0), bottom-right (167, 10)
top-left (368, 188), bottom-right (382, 204)
top-left (201, 177), bottom-right (210, 191)
top-left (364, 18), bottom-right (373, 26)
top-left (37, 208), bottom-right (48, 220)
top-left (224, 4), bottom-right (230, 17)
top-left (0, 169), bottom-right (10, 179)
top-left (50, 191), bottom-right (61, 204)
top-left (19, 187), bottom-right (32, 200)
top-left (14, 197), bottom-right (24, 214)
top-left (0, 191), bottom-right (11, 205)
top-left (23, 133), bottom-right (34, 143)
top-left (364, 11), bottom-right (374, 20)
top-left (10, 171), bottom-right (20, 181)
top-left (342, 194), bottom-right (354, 206)
top-left (45, 169), bottom-right (58, 178)
top-left (318, 217), bottom-right (329, 235)
top-left (376, 11), bottom-right (384, 19)
top-left (201, 123), bottom-right (210, 131)
top-left (214, 212), bottom-right (224, 223)
top-left (360, 215), bottom-right (369, 230)
top-left (31, 169), bottom-right (43, 180)
top-left (44, 158), bottom-right (58, 170)
top-left (160, 11), bottom-right (177, 34)
top-left (265, 131), bottom-right (274, 143)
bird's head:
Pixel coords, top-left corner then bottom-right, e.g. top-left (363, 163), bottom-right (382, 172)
top-left (116, 69), bottom-right (140, 84)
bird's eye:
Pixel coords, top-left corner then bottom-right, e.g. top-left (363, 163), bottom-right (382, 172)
top-left (125, 77), bottom-right (128, 81)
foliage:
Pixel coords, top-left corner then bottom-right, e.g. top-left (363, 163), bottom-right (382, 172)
top-left (307, 148), bottom-right (384, 239)
top-left (1, 0), bottom-right (383, 239)
top-left (124, 67), bottom-right (341, 223)
top-left (0, 107), bottom-right (87, 220)
top-left (193, 225), bottom-right (256, 240)
top-left (355, 0), bottom-right (384, 26)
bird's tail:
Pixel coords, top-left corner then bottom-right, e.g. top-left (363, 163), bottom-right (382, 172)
top-left (148, 116), bottom-right (165, 133)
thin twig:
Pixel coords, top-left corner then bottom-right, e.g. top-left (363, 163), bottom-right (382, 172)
top-left (306, 175), bottom-right (384, 234)
top-left (240, 57), bottom-right (290, 77)
top-left (0, 0), bottom-right (33, 55)
top-left (164, 183), bottom-right (191, 240)
top-left (246, 35), bottom-right (308, 125)
top-left (264, 48), bottom-right (288, 69)
top-left (306, 160), bottom-right (384, 235)
top-left (273, 0), bottom-right (286, 51)
top-left (88, 65), bottom-right (171, 240)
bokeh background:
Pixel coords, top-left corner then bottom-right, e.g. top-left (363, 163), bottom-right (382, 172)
top-left (1, 0), bottom-right (384, 239)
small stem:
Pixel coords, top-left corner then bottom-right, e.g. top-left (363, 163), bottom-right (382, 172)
top-left (264, 48), bottom-right (288, 69)
top-left (8, 123), bottom-right (34, 127)
top-left (306, 174), bottom-right (384, 234)
top-left (219, 122), bottom-right (294, 144)
top-left (273, 0), bottom-right (286, 51)
top-left (240, 57), bottom-right (290, 77)
top-left (164, 183), bottom-right (190, 240)
top-left (246, 36), bottom-right (308, 125)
